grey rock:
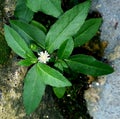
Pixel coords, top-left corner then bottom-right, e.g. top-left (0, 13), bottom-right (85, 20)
top-left (85, 0), bottom-right (120, 119)
top-left (91, 0), bottom-right (120, 55)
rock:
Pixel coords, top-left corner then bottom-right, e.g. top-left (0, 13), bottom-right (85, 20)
top-left (84, 0), bottom-right (120, 119)
top-left (0, 58), bottom-right (27, 119)
top-left (0, 57), bottom-right (63, 119)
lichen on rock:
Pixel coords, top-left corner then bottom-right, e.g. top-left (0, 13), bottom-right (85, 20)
top-left (84, 76), bottom-right (106, 115)
top-left (4, 0), bottom-right (16, 20)
top-left (0, 58), bottom-right (27, 119)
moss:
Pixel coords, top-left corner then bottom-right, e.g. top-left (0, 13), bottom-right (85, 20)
top-left (0, 32), bottom-right (11, 64)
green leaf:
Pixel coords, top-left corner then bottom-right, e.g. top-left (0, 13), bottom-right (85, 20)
top-left (26, 0), bottom-right (63, 18)
top-left (53, 87), bottom-right (66, 98)
top-left (30, 43), bottom-right (41, 52)
top-left (54, 59), bottom-right (68, 72)
top-left (14, 0), bottom-right (34, 22)
top-left (37, 63), bottom-right (71, 87)
top-left (4, 25), bottom-right (36, 59)
top-left (45, 1), bottom-right (90, 53)
top-left (23, 64), bottom-right (46, 114)
top-left (10, 20), bottom-right (45, 49)
top-left (57, 37), bottom-right (74, 59)
top-left (65, 54), bottom-right (114, 76)
top-left (30, 20), bottom-right (47, 33)
top-left (74, 18), bottom-right (102, 47)
top-left (18, 58), bottom-right (37, 66)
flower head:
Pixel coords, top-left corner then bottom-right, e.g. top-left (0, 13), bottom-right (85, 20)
top-left (38, 51), bottom-right (50, 63)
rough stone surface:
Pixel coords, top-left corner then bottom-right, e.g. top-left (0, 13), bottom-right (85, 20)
top-left (85, 0), bottom-right (120, 119)
top-left (0, 57), bottom-right (63, 119)
top-left (0, 57), bottom-right (27, 119)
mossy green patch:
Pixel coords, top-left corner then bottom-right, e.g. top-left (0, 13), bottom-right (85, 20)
top-left (0, 32), bottom-right (11, 64)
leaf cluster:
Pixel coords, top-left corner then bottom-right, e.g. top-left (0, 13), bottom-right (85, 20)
top-left (4, 0), bottom-right (114, 114)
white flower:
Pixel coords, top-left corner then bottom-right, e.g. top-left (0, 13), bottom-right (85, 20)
top-left (38, 51), bottom-right (50, 63)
